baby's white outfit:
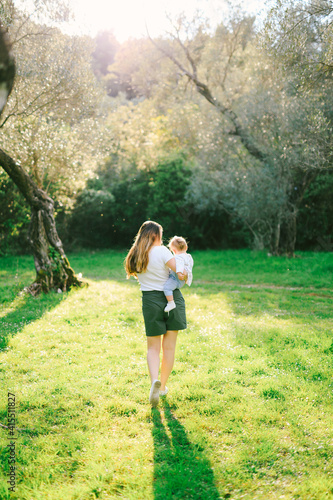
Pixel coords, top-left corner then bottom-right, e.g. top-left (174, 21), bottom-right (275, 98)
top-left (175, 253), bottom-right (194, 286)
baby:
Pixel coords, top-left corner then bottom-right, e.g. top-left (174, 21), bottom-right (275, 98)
top-left (164, 236), bottom-right (194, 312)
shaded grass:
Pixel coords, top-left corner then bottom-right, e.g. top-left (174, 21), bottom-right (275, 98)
top-left (151, 401), bottom-right (220, 500)
top-left (0, 254), bottom-right (35, 303)
top-left (0, 249), bottom-right (332, 499)
top-left (0, 292), bottom-right (66, 350)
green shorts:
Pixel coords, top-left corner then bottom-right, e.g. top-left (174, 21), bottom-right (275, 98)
top-left (142, 289), bottom-right (187, 337)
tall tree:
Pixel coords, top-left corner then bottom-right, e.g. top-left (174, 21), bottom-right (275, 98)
top-left (149, 8), bottom-right (332, 255)
top-left (92, 30), bottom-right (119, 77)
top-left (0, 2), bottom-right (95, 294)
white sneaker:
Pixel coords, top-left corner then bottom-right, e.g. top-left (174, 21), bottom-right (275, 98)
top-left (149, 379), bottom-right (161, 407)
top-left (159, 387), bottom-right (168, 397)
top-left (164, 301), bottom-right (176, 313)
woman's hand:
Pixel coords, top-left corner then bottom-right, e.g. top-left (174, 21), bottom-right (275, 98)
top-left (177, 271), bottom-right (187, 281)
top-left (166, 259), bottom-right (187, 281)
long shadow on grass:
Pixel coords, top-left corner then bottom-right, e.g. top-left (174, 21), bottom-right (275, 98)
top-left (0, 292), bottom-right (67, 351)
top-left (151, 400), bottom-right (220, 500)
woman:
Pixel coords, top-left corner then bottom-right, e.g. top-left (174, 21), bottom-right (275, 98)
top-left (125, 221), bottom-right (187, 407)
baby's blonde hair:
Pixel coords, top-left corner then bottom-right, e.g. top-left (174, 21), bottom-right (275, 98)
top-left (168, 236), bottom-right (188, 252)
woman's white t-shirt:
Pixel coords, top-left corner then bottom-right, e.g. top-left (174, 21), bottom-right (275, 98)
top-left (137, 245), bottom-right (174, 291)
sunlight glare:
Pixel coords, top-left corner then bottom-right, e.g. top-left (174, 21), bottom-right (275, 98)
top-left (69, 0), bottom-right (264, 42)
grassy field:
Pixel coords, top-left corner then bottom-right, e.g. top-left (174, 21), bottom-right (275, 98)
top-left (0, 249), bottom-right (333, 500)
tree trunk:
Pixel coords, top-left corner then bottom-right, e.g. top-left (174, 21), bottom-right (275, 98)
top-left (0, 25), bottom-right (84, 295)
top-left (282, 212), bottom-right (297, 257)
top-left (273, 207), bottom-right (297, 257)
top-left (276, 171), bottom-right (317, 257)
top-left (252, 232), bottom-right (265, 251)
top-left (270, 220), bottom-right (281, 255)
top-left (0, 147), bottom-right (84, 295)
top-left (0, 26), bottom-right (15, 116)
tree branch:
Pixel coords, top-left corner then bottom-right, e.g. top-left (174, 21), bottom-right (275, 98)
top-left (148, 31), bottom-right (266, 162)
top-left (0, 147), bottom-right (52, 210)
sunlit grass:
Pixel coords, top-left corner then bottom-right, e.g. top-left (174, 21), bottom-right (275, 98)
top-left (0, 249), bottom-right (333, 499)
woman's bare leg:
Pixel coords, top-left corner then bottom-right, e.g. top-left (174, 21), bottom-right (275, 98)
top-left (160, 330), bottom-right (178, 391)
top-left (147, 336), bottom-right (162, 382)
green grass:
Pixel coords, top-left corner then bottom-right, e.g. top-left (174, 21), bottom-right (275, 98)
top-left (0, 249), bottom-right (333, 499)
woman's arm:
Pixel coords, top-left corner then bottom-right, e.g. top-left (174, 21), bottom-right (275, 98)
top-left (166, 258), bottom-right (176, 272)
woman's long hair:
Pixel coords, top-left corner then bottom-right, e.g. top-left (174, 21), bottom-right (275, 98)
top-left (125, 221), bottom-right (162, 278)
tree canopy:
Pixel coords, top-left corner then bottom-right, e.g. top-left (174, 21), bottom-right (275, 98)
top-left (1, 0), bottom-right (332, 266)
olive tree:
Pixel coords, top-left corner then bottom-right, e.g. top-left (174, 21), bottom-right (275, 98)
top-left (149, 7), bottom-right (332, 255)
top-left (0, 1), bottom-right (104, 293)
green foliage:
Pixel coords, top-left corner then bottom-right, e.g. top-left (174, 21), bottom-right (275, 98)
top-left (67, 152), bottom-right (250, 250)
top-left (68, 189), bottom-right (115, 248)
top-left (146, 156), bottom-right (192, 238)
top-left (263, 0), bottom-right (333, 88)
top-left (68, 163), bottom-right (148, 248)
top-left (0, 172), bottom-right (30, 255)
top-left (2, 1), bottom-right (333, 256)
top-left (68, 155), bottom-right (197, 248)
top-left (297, 171), bottom-right (333, 250)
